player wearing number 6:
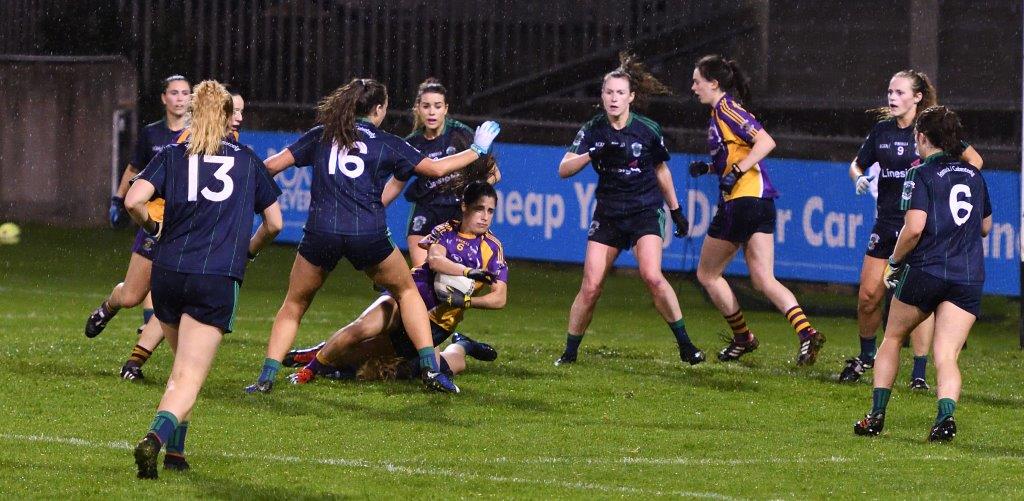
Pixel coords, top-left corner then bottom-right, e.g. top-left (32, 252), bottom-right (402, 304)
top-left (854, 106), bottom-right (991, 442)
top-left (245, 78), bottom-right (500, 394)
top-left (125, 80), bottom-right (283, 478)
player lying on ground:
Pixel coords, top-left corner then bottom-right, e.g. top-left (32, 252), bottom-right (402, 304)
top-left (854, 106), bottom-right (991, 442)
top-left (286, 181), bottom-right (507, 390)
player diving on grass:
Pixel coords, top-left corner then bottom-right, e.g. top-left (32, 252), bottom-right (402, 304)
top-left (839, 70), bottom-right (983, 386)
top-left (285, 181), bottom-right (507, 388)
top-left (554, 51), bottom-right (703, 367)
top-left (853, 106), bottom-right (990, 441)
top-left (243, 78), bottom-right (501, 394)
top-left (688, 54), bottom-right (825, 366)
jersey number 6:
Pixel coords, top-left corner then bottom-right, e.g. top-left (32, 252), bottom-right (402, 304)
top-left (329, 141), bottom-right (368, 179)
top-left (949, 184), bottom-right (973, 226)
top-left (188, 155), bottom-right (235, 202)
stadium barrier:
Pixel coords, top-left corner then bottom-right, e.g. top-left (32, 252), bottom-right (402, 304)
top-left (243, 131), bottom-right (1020, 296)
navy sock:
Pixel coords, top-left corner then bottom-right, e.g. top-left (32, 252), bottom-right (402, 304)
top-left (871, 387), bottom-right (892, 415)
top-left (166, 421), bottom-right (189, 455)
top-left (668, 319), bottom-right (694, 348)
top-left (859, 336), bottom-right (876, 361)
top-left (258, 358), bottom-right (281, 383)
top-left (307, 353), bottom-right (335, 375)
top-left (142, 308), bottom-right (155, 325)
top-left (454, 334), bottom-right (474, 351)
top-left (418, 347), bottom-right (439, 372)
top-left (564, 333), bottom-right (584, 356)
top-left (148, 410), bottom-right (178, 445)
top-left (936, 398), bottom-right (956, 424)
top-left (912, 355), bottom-right (927, 380)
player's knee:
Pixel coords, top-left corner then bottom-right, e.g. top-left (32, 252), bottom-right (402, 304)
top-left (696, 268), bottom-right (718, 287)
top-left (858, 288), bottom-right (883, 313)
top-left (749, 273), bottom-right (774, 294)
top-left (578, 281), bottom-right (603, 304)
top-left (639, 270), bottom-right (667, 292)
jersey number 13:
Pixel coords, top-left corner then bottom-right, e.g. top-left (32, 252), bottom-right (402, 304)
top-left (188, 155), bottom-right (235, 202)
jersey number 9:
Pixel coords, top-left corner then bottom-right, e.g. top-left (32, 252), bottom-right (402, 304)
top-left (329, 141), bottom-right (368, 179)
top-left (188, 155), bottom-right (235, 202)
top-left (949, 184), bottom-right (973, 226)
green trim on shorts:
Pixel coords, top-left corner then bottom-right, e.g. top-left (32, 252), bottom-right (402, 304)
top-left (893, 265), bottom-right (911, 299)
top-left (657, 208), bottom-right (667, 241)
top-left (406, 202), bottom-right (417, 236)
top-left (228, 281), bottom-right (240, 332)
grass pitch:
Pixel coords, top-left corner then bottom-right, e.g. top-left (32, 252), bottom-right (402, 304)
top-left (1, 225), bottom-right (1022, 499)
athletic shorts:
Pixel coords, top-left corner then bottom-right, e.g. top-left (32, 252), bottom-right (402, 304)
top-left (894, 266), bottom-right (982, 318)
top-left (407, 202), bottom-right (461, 237)
top-left (297, 229), bottom-right (395, 272)
top-left (865, 219), bottom-right (902, 259)
top-left (151, 265), bottom-right (240, 333)
top-left (131, 228), bottom-right (158, 260)
top-left (388, 320), bottom-right (454, 359)
top-left (707, 197), bottom-right (776, 243)
top-left (588, 207), bottom-right (665, 250)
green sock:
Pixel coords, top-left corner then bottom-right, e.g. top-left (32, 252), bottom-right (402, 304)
top-left (166, 421), bottom-right (189, 456)
top-left (936, 398), bottom-right (956, 424)
top-left (148, 410), bottom-right (179, 445)
top-left (871, 387), bottom-right (892, 415)
top-left (258, 358), bottom-right (281, 383)
top-left (418, 347), bottom-right (439, 371)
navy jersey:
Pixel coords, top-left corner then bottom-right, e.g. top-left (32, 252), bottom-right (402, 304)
top-left (568, 112), bottom-right (670, 216)
top-left (138, 141), bottom-right (282, 281)
top-left (404, 118), bottom-right (475, 206)
top-left (855, 119), bottom-right (917, 225)
top-left (287, 120), bottom-right (424, 235)
top-left (132, 119), bottom-right (186, 169)
top-left (902, 154), bottom-right (991, 286)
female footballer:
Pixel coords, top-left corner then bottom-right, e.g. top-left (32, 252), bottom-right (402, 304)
top-left (839, 70), bottom-right (983, 386)
top-left (688, 55), bottom-right (825, 366)
top-left (244, 78), bottom-right (501, 394)
top-left (286, 181), bottom-right (507, 390)
top-left (854, 106), bottom-right (990, 441)
top-left (381, 77), bottom-right (500, 266)
top-left (553, 52), bottom-right (703, 367)
top-left (85, 75), bottom-right (191, 342)
top-left (125, 80), bottom-right (283, 478)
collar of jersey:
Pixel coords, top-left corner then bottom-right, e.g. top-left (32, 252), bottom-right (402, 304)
top-left (921, 151), bottom-right (949, 165)
top-left (607, 112), bottom-right (633, 130)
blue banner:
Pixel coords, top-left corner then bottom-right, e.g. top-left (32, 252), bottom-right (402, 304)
top-left (240, 131), bottom-right (1021, 296)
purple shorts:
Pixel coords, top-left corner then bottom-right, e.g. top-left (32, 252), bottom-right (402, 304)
top-left (131, 228), bottom-right (157, 260)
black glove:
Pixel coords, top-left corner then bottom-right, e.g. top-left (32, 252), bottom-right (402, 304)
top-left (463, 268), bottom-right (497, 284)
top-left (587, 141), bottom-right (624, 162)
top-left (719, 164), bottom-right (743, 195)
top-left (143, 219), bottom-right (163, 241)
top-left (247, 250), bottom-right (259, 263)
top-left (670, 207), bottom-right (689, 237)
top-left (688, 160), bottom-right (710, 178)
top-left (438, 285), bottom-right (471, 308)
top-left (109, 196), bottom-right (129, 229)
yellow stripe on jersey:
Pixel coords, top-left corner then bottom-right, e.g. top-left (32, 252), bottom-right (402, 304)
top-left (713, 115), bottom-right (766, 202)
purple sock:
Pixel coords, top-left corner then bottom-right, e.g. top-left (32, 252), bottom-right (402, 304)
top-left (306, 355), bottom-right (334, 375)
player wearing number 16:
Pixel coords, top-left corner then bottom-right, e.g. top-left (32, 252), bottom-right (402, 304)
top-left (246, 78), bottom-right (500, 394)
top-left (854, 106), bottom-right (992, 441)
top-left (125, 80), bottom-right (283, 478)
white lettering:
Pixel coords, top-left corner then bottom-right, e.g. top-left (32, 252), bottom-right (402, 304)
top-left (776, 209), bottom-right (792, 243)
top-left (544, 194), bottom-right (565, 239)
top-left (688, 189), bottom-right (711, 236)
top-left (574, 182), bottom-right (597, 229)
top-left (524, 193), bottom-right (544, 227)
top-left (803, 196), bottom-right (824, 247)
top-left (505, 191), bottom-right (523, 225)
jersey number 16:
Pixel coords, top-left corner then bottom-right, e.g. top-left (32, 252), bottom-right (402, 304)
top-left (329, 141), bottom-right (368, 179)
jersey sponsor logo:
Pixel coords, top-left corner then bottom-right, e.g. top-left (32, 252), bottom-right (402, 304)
top-left (355, 124), bottom-right (377, 138)
top-left (880, 168), bottom-right (906, 179)
top-left (631, 142), bottom-right (642, 158)
top-left (412, 215), bottom-right (427, 232)
top-left (901, 180), bottom-right (915, 201)
top-left (445, 146), bottom-right (457, 156)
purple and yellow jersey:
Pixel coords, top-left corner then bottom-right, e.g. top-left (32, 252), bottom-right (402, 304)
top-left (707, 94), bottom-right (777, 202)
top-left (411, 220), bottom-right (509, 332)
top-left (145, 130), bottom-right (241, 222)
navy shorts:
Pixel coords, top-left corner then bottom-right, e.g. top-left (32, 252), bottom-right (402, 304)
top-left (407, 202), bottom-right (460, 237)
top-left (150, 265), bottom-right (240, 333)
top-left (131, 228), bottom-right (157, 260)
top-left (865, 220), bottom-right (901, 259)
top-left (388, 320), bottom-right (453, 359)
top-left (297, 229), bottom-right (395, 272)
top-left (588, 207), bottom-right (665, 250)
top-left (707, 197), bottom-right (776, 243)
top-left (894, 266), bottom-right (982, 318)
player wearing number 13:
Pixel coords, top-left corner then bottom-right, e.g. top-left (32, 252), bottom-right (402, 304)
top-left (245, 78), bottom-right (501, 394)
top-left (854, 106), bottom-right (992, 441)
top-left (125, 80), bottom-right (283, 479)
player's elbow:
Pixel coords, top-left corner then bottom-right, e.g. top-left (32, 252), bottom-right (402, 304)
top-left (981, 217), bottom-right (993, 237)
top-left (263, 205), bottom-right (284, 236)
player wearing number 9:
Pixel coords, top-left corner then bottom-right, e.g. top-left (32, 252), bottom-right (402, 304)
top-left (839, 70), bottom-right (984, 385)
top-left (124, 80), bottom-right (283, 479)
top-left (853, 106), bottom-right (992, 441)
top-left (246, 78), bottom-right (500, 394)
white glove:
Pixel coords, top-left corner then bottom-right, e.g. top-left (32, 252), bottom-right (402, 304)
top-left (855, 175), bottom-right (874, 195)
top-left (470, 121), bottom-right (501, 155)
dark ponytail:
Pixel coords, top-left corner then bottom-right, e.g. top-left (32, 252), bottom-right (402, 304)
top-left (603, 51), bottom-right (672, 109)
top-left (695, 54), bottom-right (751, 104)
top-left (462, 180), bottom-right (497, 207)
top-left (317, 78), bottom-right (388, 148)
top-left (915, 105), bottom-right (966, 157)
top-left (411, 77), bottom-right (448, 133)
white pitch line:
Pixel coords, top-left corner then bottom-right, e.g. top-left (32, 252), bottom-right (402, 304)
top-left (0, 433), bottom-right (738, 500)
